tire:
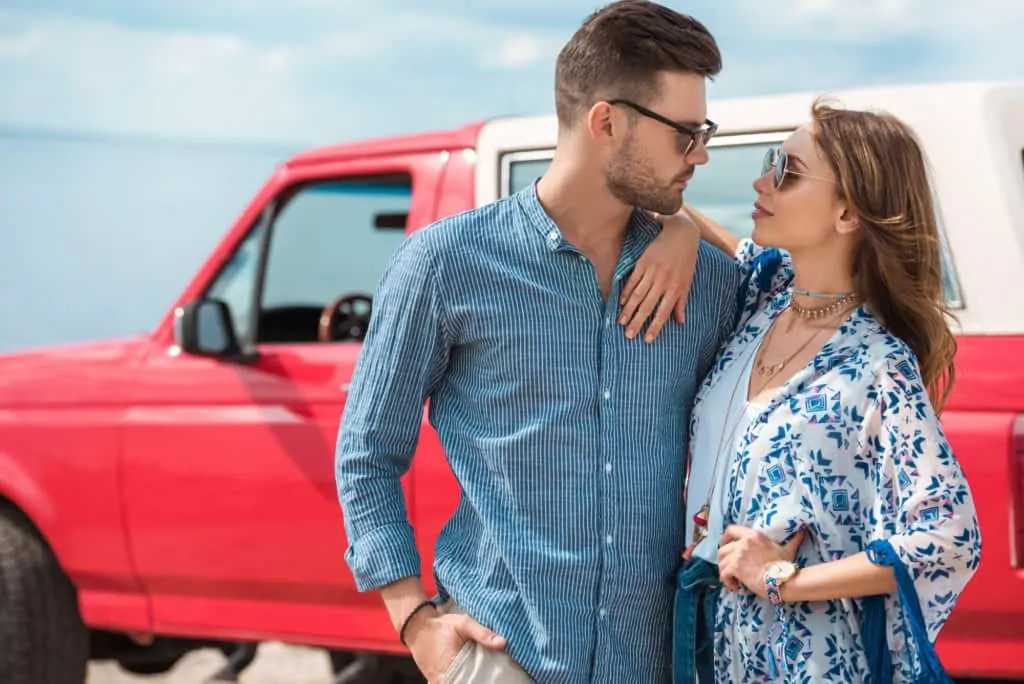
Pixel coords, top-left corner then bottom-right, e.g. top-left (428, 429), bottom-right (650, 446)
top-left (0, 510), bottom-right (89, 684)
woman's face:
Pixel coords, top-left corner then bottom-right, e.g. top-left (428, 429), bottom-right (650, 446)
top-left (750, 125), bottom-right (844, 253)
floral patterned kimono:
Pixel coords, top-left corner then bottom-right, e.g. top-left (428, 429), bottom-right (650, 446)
top-left (694, 240), bottom-right (982, 682)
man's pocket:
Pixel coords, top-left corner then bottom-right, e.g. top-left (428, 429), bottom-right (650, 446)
top-left (437, 600), bottom-right (533, 684)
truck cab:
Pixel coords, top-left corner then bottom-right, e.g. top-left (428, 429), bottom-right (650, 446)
top-left (0, 81), bottom-right (1022, 682)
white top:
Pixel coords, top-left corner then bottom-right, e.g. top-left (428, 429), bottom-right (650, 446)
top-left (684, 328), bottom-right (766, 564)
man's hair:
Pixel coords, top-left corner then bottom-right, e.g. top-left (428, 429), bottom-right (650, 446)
top-left (554, 0), bottom-right (721, 127)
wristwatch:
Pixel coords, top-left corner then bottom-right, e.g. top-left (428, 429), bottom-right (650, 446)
top-left (763, 560), bottom-right (799, 605)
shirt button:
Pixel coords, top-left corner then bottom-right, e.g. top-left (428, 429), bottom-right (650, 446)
top-left (606, 535), bottom-right (614, 546)
top-left (605, 462), bottom-right (612, 473)
top-left (605, 316), bottom-right (611, 327)
top-left (603, 389), bottom-right (611, 400)
top-left (548, 231), bottom-right (558, 241)
top-left (599, 608), bottom-right (607, 618)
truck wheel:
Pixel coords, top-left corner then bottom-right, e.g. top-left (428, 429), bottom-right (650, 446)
top-left (0, 511), bottom-right (89, 684)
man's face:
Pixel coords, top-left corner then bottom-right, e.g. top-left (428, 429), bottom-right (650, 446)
top-left (604, 71), bottom-right (711, 215)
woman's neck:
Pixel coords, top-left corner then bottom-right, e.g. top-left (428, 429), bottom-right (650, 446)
top-left (788, 248), bottom-right (856, 307)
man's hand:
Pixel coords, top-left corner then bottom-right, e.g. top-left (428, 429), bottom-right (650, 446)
top-left (619, 208), bottom-right (700, 342)
top-left (717, 525), bottom-right (806, 597)
top-left (404, 608), bottom-right (506, 683)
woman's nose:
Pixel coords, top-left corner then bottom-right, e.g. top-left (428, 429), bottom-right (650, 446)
top-left (753, 172), bottom-right (772, 194)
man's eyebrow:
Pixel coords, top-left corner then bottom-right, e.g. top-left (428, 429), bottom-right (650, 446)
top-left (673, 118), bottom-right (707, 129)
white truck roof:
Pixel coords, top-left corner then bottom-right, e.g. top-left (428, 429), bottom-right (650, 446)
top-left (476, 81), bottom-right (1024, 334)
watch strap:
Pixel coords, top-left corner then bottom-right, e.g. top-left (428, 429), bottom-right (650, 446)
top-left (765, 574), bottom-right (784, 605)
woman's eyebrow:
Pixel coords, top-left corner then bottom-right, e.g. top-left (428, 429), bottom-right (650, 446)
top-left (787, 153), bottom-right (808, 170)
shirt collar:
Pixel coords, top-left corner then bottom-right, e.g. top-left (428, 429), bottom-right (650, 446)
top-left (515, 180), bottom-right (661, 253)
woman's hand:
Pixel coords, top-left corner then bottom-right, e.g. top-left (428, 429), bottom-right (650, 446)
top-left (618, 208), bottom-right (701, 342)
top-left (717, 525), bottom-right (806, 598)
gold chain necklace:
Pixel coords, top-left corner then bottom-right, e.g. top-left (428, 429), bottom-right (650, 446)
top-left (789, 291), bottom-right (858, 320)
top-left (684, 297), bottom-right (855, 560)
top-left (752, 296), bottom-right (858, 395)
top-left (753, 319), bottom-right (826, 382)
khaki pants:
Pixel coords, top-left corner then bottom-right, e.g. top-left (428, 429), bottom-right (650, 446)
top-left (436, 600), bottom-right (533, 684)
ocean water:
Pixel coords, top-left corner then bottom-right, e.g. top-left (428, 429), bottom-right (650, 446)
top-left (0, 130), bottom-right (300, 353)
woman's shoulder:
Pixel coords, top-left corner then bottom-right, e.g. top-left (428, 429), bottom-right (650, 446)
top-left (834, 308), bottom-right (928, 397)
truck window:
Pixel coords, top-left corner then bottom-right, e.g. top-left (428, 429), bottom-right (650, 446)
top-left (504, 139), bottom-right (775, 238)
top-left (205, 173), bottom-right (412, 345)
top-left (205, 222), bottom-right (265, 343)
top-left (503, 138), bottom-right (963, 307)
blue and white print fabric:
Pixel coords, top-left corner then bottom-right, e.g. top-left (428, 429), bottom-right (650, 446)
top-left (691, 239), bottom-right (982, 682)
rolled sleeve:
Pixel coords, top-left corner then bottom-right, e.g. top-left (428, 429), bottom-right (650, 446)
top-left (335, 228), bottom-right (452, 592)
top-left (344, 522), bottom-right (422, 592)
top-left (867, 354), bottom-right (982, 642)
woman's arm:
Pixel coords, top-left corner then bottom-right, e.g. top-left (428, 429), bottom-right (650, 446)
top-left (719, 355), bottom-right (982, 635)
top-left (779, 552), bottom-right (896, 602)
top-left (683, 203), bottom-right (740, 256)
top-left (717, 526), bottom-right (897, 601)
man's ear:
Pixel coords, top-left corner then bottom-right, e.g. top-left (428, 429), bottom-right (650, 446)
top-left (586, 101), bottom-right (618, 143)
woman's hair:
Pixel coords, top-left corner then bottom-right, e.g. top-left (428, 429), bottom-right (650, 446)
top-left (811, 99), bottom-right (957, 411)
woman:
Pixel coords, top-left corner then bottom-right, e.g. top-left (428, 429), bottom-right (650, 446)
top-left (629, 100), bottom-right (982, 682)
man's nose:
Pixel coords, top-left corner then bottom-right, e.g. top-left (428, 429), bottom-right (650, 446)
top-left (686, 140), bottom-right (710, 165)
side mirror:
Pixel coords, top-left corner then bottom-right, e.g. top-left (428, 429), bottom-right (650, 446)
top-left (174, 299), bottom-right (249, 360)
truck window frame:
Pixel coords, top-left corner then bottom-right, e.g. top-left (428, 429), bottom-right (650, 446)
top-left (201, 172), bottom-right (414, 349)
top-left (499, 133), bottom-right (965, 310)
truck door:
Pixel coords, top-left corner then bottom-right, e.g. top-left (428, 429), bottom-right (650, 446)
top-left (120, 151), bottom-right (447, 645)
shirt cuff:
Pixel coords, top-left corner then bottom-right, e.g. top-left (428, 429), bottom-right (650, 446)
top-left (345, 521), bottom-right (422, 592)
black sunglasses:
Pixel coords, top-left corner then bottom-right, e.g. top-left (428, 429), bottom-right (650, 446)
top-left (607, 99), bottom-right (717, 156)
top-left (762, 145), bottom-right (834, 190)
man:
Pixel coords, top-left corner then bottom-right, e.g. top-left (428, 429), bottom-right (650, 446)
top-left (335, 2), bottom-right (739, 681)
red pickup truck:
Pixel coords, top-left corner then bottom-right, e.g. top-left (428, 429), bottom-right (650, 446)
top-left (1, 81), bottom-right (1023, 683)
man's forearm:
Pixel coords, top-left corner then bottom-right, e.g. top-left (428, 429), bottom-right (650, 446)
top-left (381, 577), bottom-right (436, 634)
top-left (337, 463), bottom-right (423, 592)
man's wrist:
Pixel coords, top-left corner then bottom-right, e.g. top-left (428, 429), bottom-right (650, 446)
top-left (379, 577), bottom-right (430, 633)
top-left (401, 602), bottom-right (439, 647)
top-left (398, 598), bottom-right (439, 645)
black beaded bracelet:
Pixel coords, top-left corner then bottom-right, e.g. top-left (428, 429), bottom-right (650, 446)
top-left (398, 599), bottom-right (437, 646)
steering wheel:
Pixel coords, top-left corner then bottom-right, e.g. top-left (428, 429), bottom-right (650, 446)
top-left (318, 294), bottom-right (373, 342)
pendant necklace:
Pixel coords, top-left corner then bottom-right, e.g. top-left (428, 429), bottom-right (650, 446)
top-left (683, 299), bottom-right (847, 560)
top-left (682, 348), bottom-right (758, 560)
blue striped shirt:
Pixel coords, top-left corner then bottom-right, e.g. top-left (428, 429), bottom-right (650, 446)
top-left (336, 183), bottom-right (740, 683)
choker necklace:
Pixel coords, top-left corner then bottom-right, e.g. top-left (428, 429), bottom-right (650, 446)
top-left (789, 290), bottom-right (858, 319)
top-left (791, 287), bottom-right (854, 299)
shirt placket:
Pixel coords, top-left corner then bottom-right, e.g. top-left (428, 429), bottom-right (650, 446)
top-left (589, 279), bottom-right (620, 679)
top-left (591, 228), bottom-right (650, 679)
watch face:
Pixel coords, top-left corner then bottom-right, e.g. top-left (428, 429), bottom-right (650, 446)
top-left (767, 561), bottom-right (796, 581)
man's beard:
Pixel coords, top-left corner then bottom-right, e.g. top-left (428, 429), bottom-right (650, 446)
top-left (605, 140), bottom-right (685, 216)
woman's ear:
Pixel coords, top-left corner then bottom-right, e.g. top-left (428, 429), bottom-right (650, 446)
top-left (835, 206), bottom-right (861, 236)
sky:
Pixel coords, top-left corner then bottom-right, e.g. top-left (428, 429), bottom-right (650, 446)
top-left (1, 0), bottom-right (1023, 148)
top-left (0, 1), bottom-right (1023, 353)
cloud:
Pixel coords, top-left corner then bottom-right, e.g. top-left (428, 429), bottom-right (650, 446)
top-left (483, 33), bottom-right (559, 70)
top-left (0, 7), bottom-right (570, 144)
top-left (702, 0), bottom-right (1024, 98)
top-left (0, 26), bottom-right (43, 57)
top-left (0, 2), bottom-right (1020, 145)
